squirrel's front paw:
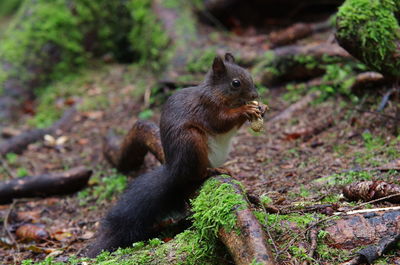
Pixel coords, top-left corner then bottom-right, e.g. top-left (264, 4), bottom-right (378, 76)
top-left (241, 104), bottom-right (262, 121)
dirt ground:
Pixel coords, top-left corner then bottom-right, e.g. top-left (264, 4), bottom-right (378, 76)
top-left (0, 61), bottom-right (398, 264)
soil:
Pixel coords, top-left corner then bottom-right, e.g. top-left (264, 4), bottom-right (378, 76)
top-left (1, 5), bottom-right (400, 264)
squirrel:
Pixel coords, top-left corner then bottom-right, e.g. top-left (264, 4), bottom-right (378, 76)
top-left (87, 53), bottom-right (262, 257)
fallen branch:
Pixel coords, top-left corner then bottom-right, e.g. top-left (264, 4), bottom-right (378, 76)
top-left (0, 167), bottom-right (92, 204)
top-left (269, 20), bottom-right (332, 48)
top-left (0, 107), bottom-right (77, 156)
top-left (268, 91), bottom-right (320, 123)
top-left (326, 209), bottom-right (400, 249)
top-left (216, 176), bottom-right (276, 265)
top-left (343, 181), bottom-right (400, 203)
top-left (351, 71), bottom-right (387, 91)
top-left (103, 120), bottom-right (164, 173)
top-left (253, 43), bottom-right (351, 86)
top-left (283, 115), bottom-right (334, 141)
top-left (306, 228), bottom-right (318, 265)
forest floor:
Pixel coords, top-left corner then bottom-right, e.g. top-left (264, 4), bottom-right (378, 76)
top-left (0, 61), bottom-right (399, 264)
top-left (1, 7), bottom-right (400, 264)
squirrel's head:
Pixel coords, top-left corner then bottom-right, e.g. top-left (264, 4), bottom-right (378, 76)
top-left (206, 53), bottom-right (259, 107)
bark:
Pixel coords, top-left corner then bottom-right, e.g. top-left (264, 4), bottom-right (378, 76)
top-left (0, 107), bottom-right (76, 155)
top-left (325, 209), bottom-right (400, 249)
top-left (0, 167), bottom-right (92, 204)
top-left (216, 176), bottom-right (276, 265)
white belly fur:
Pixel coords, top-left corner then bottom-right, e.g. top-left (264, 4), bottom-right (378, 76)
top-left (207, 128), bottom-right (238, 168)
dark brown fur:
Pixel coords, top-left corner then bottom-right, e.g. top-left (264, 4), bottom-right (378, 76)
top-left (87, 53), bottom-right (260, 257)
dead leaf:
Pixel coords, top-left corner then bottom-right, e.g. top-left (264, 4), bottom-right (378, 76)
top-left (79, 231), bottom-right (94, 240)
top-left (84, 111), bottom-right (103, 120)
top-left (44, 134), bottom-right (68, 147)
top-left (46, 250), bottom-right (64, 258)
top-left (16, 210), bottom-right (41, 223)
top-left (52, 231), bottom-right (74, 242)
top-left (16, 224), bottom-right (49, 242)
top-left (78, 138), bottom-right (89, 145)
top-left (280, 164), bottom-right (294, 169)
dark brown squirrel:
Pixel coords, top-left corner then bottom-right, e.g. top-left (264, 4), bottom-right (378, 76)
top-left (87, 53), bottom-right (261, 257)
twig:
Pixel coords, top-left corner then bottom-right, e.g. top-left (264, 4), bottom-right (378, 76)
top-left (338, 206), bottom-right (400, 216)
top-left (394, 80), bottom-right (399, 134)
top-left (377, 88), bottom-right (395, 112)
top-left (307, 228), bottom-right (318, 263)
top-left (347, 192), bottom-right (400, 211)
top-left (0, 154), bottom-right (15, 179)
top-left (260, 203), bottom-right (280, 261)
top-left (4, 199), bottom-right (20, 264)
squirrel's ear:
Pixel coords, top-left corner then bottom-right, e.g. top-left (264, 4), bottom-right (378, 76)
top-left (224, 53), bottom-right (235, 63)
top-left (212, 56), bottom-right (226, 76)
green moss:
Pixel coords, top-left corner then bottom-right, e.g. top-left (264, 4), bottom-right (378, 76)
top-left (0, 0), bottom-right (132, 94)
top-left (28, 66), bottom-right (104, 128)
top-left (323, 171), bottom-right (373, 186)
top-left (77, 169), bottom-right (128, 207)
top-left (186, 48), bottom-right (217, 73)
top-left (336, 0), bottom-right (400, 76)
top-left (128, 0), bottom-right (170, 71)
top-left (316, 244), bottom-right (352, 263)
top-left (188, 177), bottom-right (247, 263)
top-left (354, 132), bottom-right (400, 166)
top-left (283, 61), bottom-right (366, 103)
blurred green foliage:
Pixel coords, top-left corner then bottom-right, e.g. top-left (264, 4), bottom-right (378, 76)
top-left (0, 0), bottom-right (23, 17)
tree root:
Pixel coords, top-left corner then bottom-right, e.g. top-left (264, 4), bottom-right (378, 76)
top-left (0, 167), bottom-right (92, 204)
top-left (0, 107), bottom-right (77, 156)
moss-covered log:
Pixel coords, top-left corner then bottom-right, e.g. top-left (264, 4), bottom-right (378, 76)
top-left (86, 176), bottom-right (274, 265)
top-left (336, 0), bottom-right (400, 78)
top-left (0, 0), bottom-right (132, 120)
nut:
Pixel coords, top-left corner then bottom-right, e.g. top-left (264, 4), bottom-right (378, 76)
top-left (250, 117), bottom-right (264, 132)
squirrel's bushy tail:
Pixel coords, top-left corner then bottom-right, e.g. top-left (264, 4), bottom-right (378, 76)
top-left (87, 166), bottom-right (183, 257)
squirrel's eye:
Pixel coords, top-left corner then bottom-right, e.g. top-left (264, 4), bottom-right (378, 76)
top-left (231, 79), bottom-right (241, 88)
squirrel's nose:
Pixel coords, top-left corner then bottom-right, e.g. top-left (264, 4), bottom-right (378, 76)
top-left (250, 91), bottom-right (259, 100)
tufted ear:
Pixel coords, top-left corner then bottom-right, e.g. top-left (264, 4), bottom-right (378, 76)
top-left (212, 56), bottom-right (226, 76)
top-left (224, 53), bottom-right (235, 63)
